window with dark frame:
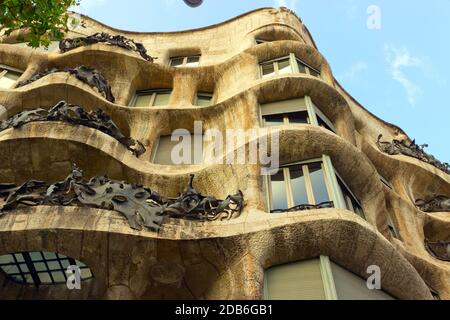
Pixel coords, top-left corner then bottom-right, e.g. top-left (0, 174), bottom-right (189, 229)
top-left (169, 55), bottom-right (201, 68)
top-left (0, 251), bottom-right (93, 287)
top-left (196, 93), bottom-right (213, 106)
top-left (260, 97), bottom-right (337, 134)
top-left (268, 159), bottom-right (365, 219)
top-left (259, 55), bottom-right (321, 78)
top-left (131, 89), bottom-right (172, 107)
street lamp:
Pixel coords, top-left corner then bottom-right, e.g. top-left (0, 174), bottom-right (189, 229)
top-left (183, 0), bottom-right (203, 7)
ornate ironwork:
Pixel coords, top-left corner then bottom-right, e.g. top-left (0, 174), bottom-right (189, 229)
top-left (59, 32), bottom-right (153, 62)
top-left (271, 201), bottom-right (334, 213)
top-left (0, 165), bottom-right (244, 232)
top-left (16, 66), bottom-right (115, 103)
top-left (416, 196), bottom-right (450, 213)
top-left (425, 239), bottom-right (450, 262)
top-left (377, 135), bottom-right (450, 174)
top-left (0, 101), bottom-right (145, 157)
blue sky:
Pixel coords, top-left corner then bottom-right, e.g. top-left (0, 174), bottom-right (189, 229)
top-left (73, 0), bottom-right (449, 163)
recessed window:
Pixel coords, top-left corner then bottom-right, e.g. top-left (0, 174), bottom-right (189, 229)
top-left (260, 54), bottom-right (321, 78)
top-left (0, 66), bottom-right (22, 89)
top-left (0, 251), bottom-right (93, 287)
top-left (153, 134), bottom-right (204, 165)
top-left (267, 156), bottom-right (364, 217)
top-left (336, 173), bottom-right (365, 219)
top-left (264, 256), bottom-right (396, 300)
top-left (196, 93), bottom-right (213, 107)
top-left (255, 39), bottom-right (269, 44)
top-left (268, 160), bottom-right (333, 213)
top-left (131, 89), bottom-right (172, 107)
top-left (260, 97), bottom-right (336, 133)
top-left (169, 55), bottom-right (200, 68)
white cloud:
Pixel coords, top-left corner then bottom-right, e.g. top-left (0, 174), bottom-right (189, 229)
top-left (340, 61), bottom-right (367, 81)
top-left (384, 45), bottom-right (423, 106)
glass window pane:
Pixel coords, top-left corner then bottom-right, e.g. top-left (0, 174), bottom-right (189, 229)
top-left (270, 170), bottom-right (289, 211)
top-left (81, 268), bottom-right (93, 279)
top-left (185, 56), bottom-right (200, 67)
top-left (197, 95), bottom-right (212, 106)
top-left (34, 262), bottom-right (47, 271)
top-left (38, 272), bottom-right (52, 284)
top-left (14, 254), bottom-right (25, 263)
top-left (261, 63), bottom-right (275, 77)
top-left (47, 261), bottom-right (61, 270)
top-left (263, 114), bottom-right (284, 127)
top-left (30, 252), bottom-right (42, 261)
top-left (51, 271), bottom-right (66, 283)
top-left (308, 163), bottom-right (330, 204)
top-left (11, 274), bottom-right (24, 282)
top-left (287, 111), bottom-right (309, 125)
top-left (0, 254), bottom-right (15, 264)
top-left (170, 57), bottom-right (184, 67)
top-left (296, 60), bottom-right (307, 73)
top-left (317, 116), bottom-right (334, 131)
top-left (43, 252), bottom-right (57, 260)
top-left (61, 259), bottom-right (71, 269)
top-left (309, 68), bottom-right (320, 77)
top-left (2, 265), bottom-right (19, 274)
top-left (19, 264), bottom-right (29, 273)
top-left (153, 92), bottom-right (171, 106)
top-left (289, 166), bottom-right (309, 206)
top-left (23, 274), bottom-right (34, 284)
top-left (134, 94), bottom-right (152, 107)
top-left (277, 59), bottom-right (292, 74)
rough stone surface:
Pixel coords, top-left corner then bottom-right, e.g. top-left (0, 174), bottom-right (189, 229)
top-left (0, 7), bottom-right (448, 300)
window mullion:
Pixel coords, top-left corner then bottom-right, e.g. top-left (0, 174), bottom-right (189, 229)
top-left (290, 53), bottom-right (299, 73)
top-left (284, 167), bottom-right (294, 208)
top-left (150, 93), bottom-right (157, 107)
top-left (303, 165), bottom-right (316, 205)
top-left (305, 96), bottom-right (319, 126)
top-left (319, 256), bottom-right (338, 300)
top-left (0, 70), bottom-right (7, 78)
top-left (274, 61), bottom-right (279, 75)
top-left (22, 252), bottom-right (42, 287)
top-left (322, 155), bottom-right (346, 209)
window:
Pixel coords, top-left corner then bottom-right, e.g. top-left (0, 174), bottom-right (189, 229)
top-left (0, 251), bottom-right (93, 287)
top-left (153, 134), bottom-right (203, 165)
top-left (255, 39), bottom-right (269, 44)
top-left (260, 54), bottom-right (321, 78)
top-left (0, 66), bottom-right (22, 89)
top-left (196, 93), bottom-right (213, 107)
top-left (268, 159), bottom-right (333, 213)
top-left (336, 173), bottom-right (365, 219)
top-left (131, 89), bottom-right (172, 107)
top-left (386, 214), bottom-right (399, 239)
top-left (267, 155), bottom-right (365, 218)
top-left (260, 97), bottom-right (336, 133)
top-left (169, 55), bottom-right (200, 68)
top-left (264, 256), bottom-right (395, 300)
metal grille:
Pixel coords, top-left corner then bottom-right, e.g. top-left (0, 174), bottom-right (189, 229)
top-left (0, 251), bottom-right (93, 287)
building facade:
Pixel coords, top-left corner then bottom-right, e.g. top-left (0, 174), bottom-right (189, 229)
top-left (0, 7), bottom-right (448, 300)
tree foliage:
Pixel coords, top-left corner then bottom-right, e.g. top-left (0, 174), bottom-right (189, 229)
top-left (0, 0), bottom-right (80, 48)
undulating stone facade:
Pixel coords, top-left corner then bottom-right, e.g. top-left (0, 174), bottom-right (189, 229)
top-left (0, 7), bottom-right (448, 300)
